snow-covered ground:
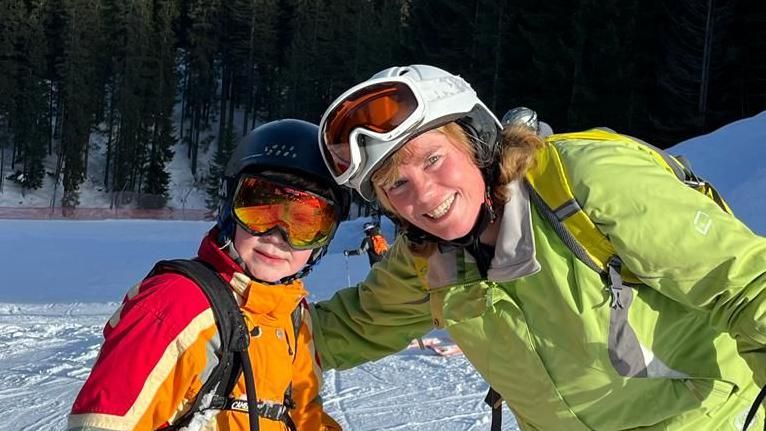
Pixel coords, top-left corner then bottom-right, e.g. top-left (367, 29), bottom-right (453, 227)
top-left (0, 217), bottom-right (516, 431)
top-left (0, 111), bottom-right (763, 430)
top-left (669, 110), bottom-right (766, 234)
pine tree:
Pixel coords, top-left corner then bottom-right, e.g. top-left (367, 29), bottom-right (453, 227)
top-left (107, 0), bottom-right (150, 204)
top-left (184, 0), bottom-right (222, 176)
top-left (140, 0), bottom-right (179, 208)
top-left (715, 0), bottom-right (766, 123)
top-left (0, 0), bottom-right (20, 192)
top-left (652, 0), bottom-right (737, 143)
top-left (51, 0), bottom-right (102, 210)
top-left (205, 126), bottom-right (235, 210)
top-left (240, 0), bottom-right (279, 132)
top-left (12, 0), bottom-right (49, 190)
top-left (563, 0), bottom-right (657, 136)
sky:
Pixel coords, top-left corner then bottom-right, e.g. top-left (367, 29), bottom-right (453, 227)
top-left (0, 110), bottom-right (763, 430)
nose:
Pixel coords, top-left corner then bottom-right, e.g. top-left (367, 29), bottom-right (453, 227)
top-left (260, 227), bottom-right (291, 248)
top-left (408, 171), bottom-right (435, 204)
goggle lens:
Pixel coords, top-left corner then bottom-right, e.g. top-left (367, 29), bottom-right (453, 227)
top-left (322, 82), bottom-right (419, 177)
top-left (232, 176), bottom-right (338, 249)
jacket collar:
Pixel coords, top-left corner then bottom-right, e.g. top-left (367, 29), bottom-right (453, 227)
top-left (425, 179), bottom-right (540, 288)
top-left (486, 178), bottom-right (541, 282)
top-left (197, 229), bottom-right (307, 316)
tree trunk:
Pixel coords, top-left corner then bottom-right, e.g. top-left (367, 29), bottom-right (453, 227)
top-left (244, 0), bottom-right (256, 137)
top-left (227, 76), bottom-right (235, 140)
top-left (179, 56), bottom-right (190, 145)
top-left (699, 0), bottom-right (715, 121)
top-left (217, 65), bottom-right (229, 151)
top-left (104, 80), bottom-right (115, 190)
top-left (48, 81), bottom-right (55, 155)
top-left (490, 1), bottom-right (506, 109)
top-left (192, 104), bottom-right (200, 175)
top-left (0, 141), bottom-right (4, 193)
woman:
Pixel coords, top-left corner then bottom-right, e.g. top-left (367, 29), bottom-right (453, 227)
top-left (309, 65), bottom-right (766, 430)
top-left (69, 120), bottom-right (344, 431)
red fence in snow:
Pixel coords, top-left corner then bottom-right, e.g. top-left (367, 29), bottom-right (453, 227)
top-left (0, 207), bottom-right (213, 220)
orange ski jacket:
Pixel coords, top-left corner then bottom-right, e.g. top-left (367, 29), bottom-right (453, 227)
top-left (68, 230), bottom-right (341, 431)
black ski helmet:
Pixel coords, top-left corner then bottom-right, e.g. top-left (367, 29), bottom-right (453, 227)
top-left (216, 119), bottom-right (350, 281)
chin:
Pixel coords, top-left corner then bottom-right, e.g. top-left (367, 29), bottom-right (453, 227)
top-left (254, 274), bottom-right (284, 283)
top-left (248, 267), bottom-right (286, 283)
top-left (418, 222), bottom-right (472, 241)
top-left (440, 227), bottom-right (472, 241)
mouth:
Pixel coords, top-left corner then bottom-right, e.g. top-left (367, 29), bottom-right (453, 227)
top-left (424, 193), bottom-right (456, 220)
top-left (255, 249), bottom-right (286, 262)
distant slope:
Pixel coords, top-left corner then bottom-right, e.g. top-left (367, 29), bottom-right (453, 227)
top-left (670, 111), bottom-right (766, 235)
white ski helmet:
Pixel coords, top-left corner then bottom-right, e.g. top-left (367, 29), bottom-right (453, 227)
top-left (319, 64), bottom-right (502, 201)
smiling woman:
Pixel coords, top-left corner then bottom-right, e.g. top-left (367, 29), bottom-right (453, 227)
top-left (311, 64), bottom-right (766, 431)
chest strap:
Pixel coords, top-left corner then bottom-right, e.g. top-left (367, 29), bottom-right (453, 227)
top-left (222, 396), bottom-right (297, 423)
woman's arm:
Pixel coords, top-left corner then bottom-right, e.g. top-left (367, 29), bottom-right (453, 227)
top-left (310, 236), bottom-right (434, 370)
top-left (562, 137), bottom-right (766, 375)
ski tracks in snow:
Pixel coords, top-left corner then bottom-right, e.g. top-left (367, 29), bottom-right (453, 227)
top-left (0, 303), bottom-right (111, 431)
top-left (0, 305), bottom-right (519, 430)
top-left (320, 341), bottom-right (519, 430)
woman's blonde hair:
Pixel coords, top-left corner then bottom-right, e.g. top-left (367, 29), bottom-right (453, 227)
top-left (371, 122), bottom-right (546, 218)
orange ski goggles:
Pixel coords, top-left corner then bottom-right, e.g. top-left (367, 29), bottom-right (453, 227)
top-left (232, 175), bottom-right (340, 249)
top-left (319, 79), bottom-right (423, 183)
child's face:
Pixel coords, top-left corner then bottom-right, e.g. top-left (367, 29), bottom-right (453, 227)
top-left (233, 224), bottom-right (313, 283)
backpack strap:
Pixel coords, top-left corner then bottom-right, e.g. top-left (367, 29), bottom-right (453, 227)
top-left (524, 136), bottom-right (618, 277)
top-left (151, 259), bottom-right (300, 431)
top-left (484, 387), bottom-right (503, 431)
top-left (526, 129), bottom-right (733, 286)
top-left (148, 259), bottom-right (258, 431)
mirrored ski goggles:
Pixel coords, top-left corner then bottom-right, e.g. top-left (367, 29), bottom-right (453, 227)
top-left (319, 78), bottom-right (425, 183)
top-left (232, 175), bottom-right (339, 250)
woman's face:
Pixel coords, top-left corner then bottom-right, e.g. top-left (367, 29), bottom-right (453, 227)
top-left (233, 224), bottom-right (313, 283)
top-left (382, 130), bottom-right (486, 240)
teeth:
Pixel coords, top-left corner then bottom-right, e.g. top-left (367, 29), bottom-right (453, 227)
top-left (426, 194), bottom-right (455, 219)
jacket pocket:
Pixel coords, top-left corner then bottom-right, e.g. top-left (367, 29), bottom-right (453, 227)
top-left (682, 377), bottom-right (739, 418)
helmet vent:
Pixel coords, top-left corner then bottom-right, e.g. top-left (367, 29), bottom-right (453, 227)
top-left (265, 144), bottom-right (297, 158)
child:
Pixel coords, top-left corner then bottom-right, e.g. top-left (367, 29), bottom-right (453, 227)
top-left (68, 119), bottom-right (347, 431)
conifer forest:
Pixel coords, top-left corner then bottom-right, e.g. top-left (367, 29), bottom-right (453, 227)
top-left (1, 0), bottom-right (764, 209)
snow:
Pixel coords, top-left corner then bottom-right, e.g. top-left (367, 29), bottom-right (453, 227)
top-left (0, 122), bottom-right (212, 210)
top-left (0, 217), bottom-right (517, 430)
top-left (0, 111), bottom-right (764, 430)
top-left (669, 110), bottom-right (766, 235)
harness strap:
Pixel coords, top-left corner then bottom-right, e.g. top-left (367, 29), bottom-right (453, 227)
top-left (152, 259), bottom-right (243, 431)
top-left (606, 258), bottom-right (625, 310)
top-left (239, 345), bottom-right (259, 431)
top-left (224, 398), bottom-right (297, 425)
top-left (149, 259), bottom-right (298, 431)
top-left (742, 385), bottom-right (766, 431)
top-left (484, 387), bottom-right (503, 431)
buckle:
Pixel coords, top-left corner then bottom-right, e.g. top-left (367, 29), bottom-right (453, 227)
top-left (258, 401), bottom-right (287, 420)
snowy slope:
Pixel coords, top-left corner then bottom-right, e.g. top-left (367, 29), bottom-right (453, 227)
top-left (670, 111), bottom-right (766, 234)
top-left (0, 218), bottom-right (517, 431)
top-left (0, 123), bottom-right (213, 210)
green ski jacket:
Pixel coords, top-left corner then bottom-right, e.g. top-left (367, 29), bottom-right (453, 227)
top-left (310, 136), bottom-right (766, 430)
